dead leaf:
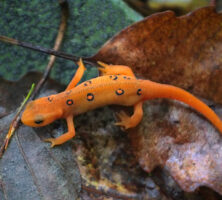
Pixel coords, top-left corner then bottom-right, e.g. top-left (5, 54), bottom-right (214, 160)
top-left (89, 6), bottom-right (222, 195)
top-left (0, 73), bottom-right (81, 200)
top-left (127, 99), bottom-right (222, 194)
top-left (72, 105), bottom-right (169, 199)
top-left (91, 6), bottom-right (222, 104)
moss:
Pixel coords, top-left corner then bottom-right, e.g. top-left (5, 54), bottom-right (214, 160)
top-left (0, 0), bottom-right (142, 84)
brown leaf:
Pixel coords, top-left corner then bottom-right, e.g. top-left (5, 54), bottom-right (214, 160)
top-left (91, 6), bottom-right (222, 103)
top-left (73, 106), bottom-right (169, 199)
top-left (90, 6), bottom-right (222, 195)
top-left (128, 99), bottom-right (222, 194)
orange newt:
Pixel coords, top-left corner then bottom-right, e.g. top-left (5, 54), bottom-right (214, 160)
top-left (21, 59), bottom-right (222, 147)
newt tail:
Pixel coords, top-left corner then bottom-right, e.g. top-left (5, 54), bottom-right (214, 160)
top-left (143, 80), bottom-right (222, 133)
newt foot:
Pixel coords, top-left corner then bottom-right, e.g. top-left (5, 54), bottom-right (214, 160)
top-left (44, 138), bottom-right (58, 148)
top-left (97, 61), bottom-right (112, 75)
top-left (115, 111), bottom-right (133, 129)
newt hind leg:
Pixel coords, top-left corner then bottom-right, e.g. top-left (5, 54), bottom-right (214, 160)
top-left (115, 101), bottom-right (143, 129)
top-left (97, 61), bottom-right (144, 129)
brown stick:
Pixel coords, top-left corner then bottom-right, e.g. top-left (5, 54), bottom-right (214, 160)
top-left (0, 34), bottom-right (84, 63)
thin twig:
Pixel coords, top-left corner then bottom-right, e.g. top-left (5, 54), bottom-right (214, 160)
top-left (0, 35), bottom-right (81, 63)
top-left (0, 84), bottom-right (35, 157)
top-left (0, 0), bottom-right (69, 157)
top-left (81, 184), bottom-right (135, 200)
top-left (0, 36), bottom-right (96, 66)
top-left (0, 34), bottom-right (96, 66)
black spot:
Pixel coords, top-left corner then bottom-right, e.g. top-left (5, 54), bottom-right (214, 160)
top-left (84, 80), bottom-right (92, 86)
top-left (113, 75), bottom-right (118, 80)
top-left (115, 89), bottom-right (124, 95)
top-left (48, 97), bottom-right (53, 102)
top-left (87, 93), bottom-right (94, 101)
top-left (66, 99), bottom-right (74, 106)
top-left (35, 119), bottom-right (43, 124)
top-left (109, 75), bottom-right (118, 80)
top-left (137, 89), bottom-right (142, 96)
top-left (123, 76), bottom-right (131, 80)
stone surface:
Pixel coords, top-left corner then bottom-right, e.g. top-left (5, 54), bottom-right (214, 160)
top-left (0, 0), bottom-right (142, 84)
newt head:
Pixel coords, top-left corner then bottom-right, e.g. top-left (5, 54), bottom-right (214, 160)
top-left (21, 96), bottom-right (63, 127)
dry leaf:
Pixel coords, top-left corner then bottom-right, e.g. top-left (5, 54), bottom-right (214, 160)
top-left (0, 73), bottom-right (81, 200)
top-left (90, 6), bottom-right (222, 195)
top-left (91, 6), bottom-right (222, 103)
top-left (128, 99), bottom-right (222, 194)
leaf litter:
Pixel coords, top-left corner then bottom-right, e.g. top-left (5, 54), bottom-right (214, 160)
top-left (1, 5), bottom-right (222, 199)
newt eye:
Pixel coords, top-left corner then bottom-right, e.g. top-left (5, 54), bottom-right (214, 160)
top-left (34, 115), bottom-right (44, 124)
top-left (35, 119), bottom-right (43, 124)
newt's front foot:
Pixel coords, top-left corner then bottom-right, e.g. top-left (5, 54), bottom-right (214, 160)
top-left (97, 61), bottom-right (112, 75)
top-left (44, 138), bottom-right (59, 148)
top-left (98, 61), bottom-right (135, 77)
top-left (115, 111), bottom-right (134, 129)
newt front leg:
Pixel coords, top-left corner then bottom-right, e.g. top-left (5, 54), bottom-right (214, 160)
top-left (44, 115), bottom-right (75, 147)
top-left (66, 58), bottom-right (86, 90)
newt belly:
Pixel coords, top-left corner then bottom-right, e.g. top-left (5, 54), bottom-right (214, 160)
top-left (21, 59), bottom-right (222, 147)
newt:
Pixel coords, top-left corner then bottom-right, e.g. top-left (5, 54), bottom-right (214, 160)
top-left (21, 59), bottom-right (222, 147)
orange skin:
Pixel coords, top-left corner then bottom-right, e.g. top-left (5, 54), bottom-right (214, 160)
top-left (21, 59), bottom-right (222, 147)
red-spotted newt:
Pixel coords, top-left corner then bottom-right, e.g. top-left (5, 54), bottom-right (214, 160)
top-left (21, 59), bottom-right (222, 147)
